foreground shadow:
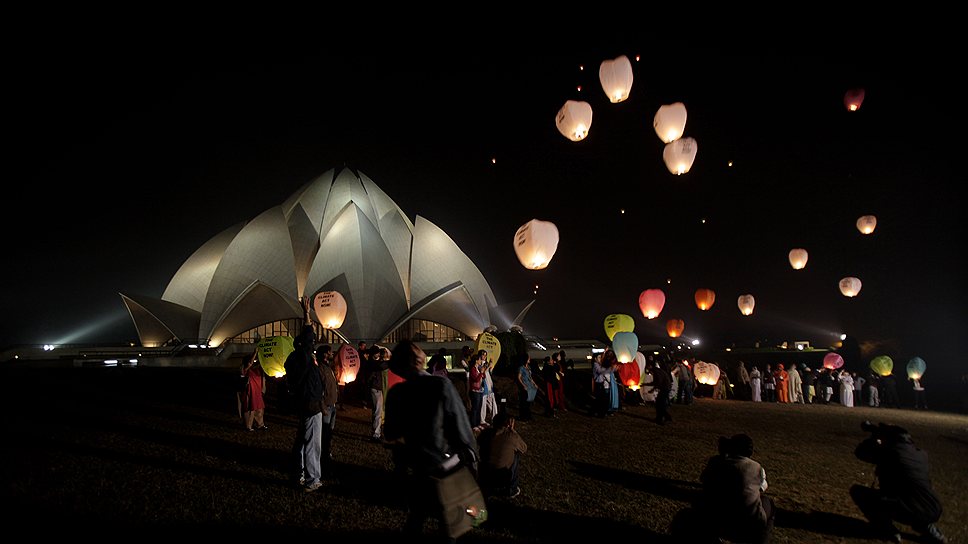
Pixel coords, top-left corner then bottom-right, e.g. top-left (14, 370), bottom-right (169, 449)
top-left (569, 460), bottom-right (701, 503)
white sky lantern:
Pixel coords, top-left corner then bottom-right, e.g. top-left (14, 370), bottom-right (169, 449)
top-left (513, 219), bottom-right (559, 270)
top-left (599, 55), bottom-right (633, 103)
top-left (839, 277), bottom-right (862, 297)
top-left (313, 291), bottom-right (347, 329)
top-left (662, 137), bottom-right (698, 175)
top-left (788, 248), bottom-right (808, 270)
top-left (556, 100), bottom-right (593, 141)
top-left (737, 294), bottom-right (755, 316)
top-left (856, 215), bottom-right (877, 235)
top-left (694, 361), bottom-right (721, 386)
top-left (653, 102), bottom-right (688, 143)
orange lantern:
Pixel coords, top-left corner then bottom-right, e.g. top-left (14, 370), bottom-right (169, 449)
top-left (638, 289), bottom-right (666, 319)
top-left (695, 288), bottom-right (716, 311)
top-left (856, 215), bottom-right (877, 235)
top-left (666, 319), bottom-right (684, 338)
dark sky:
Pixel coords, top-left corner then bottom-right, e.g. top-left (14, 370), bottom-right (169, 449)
top-left (5, 44), bottom-right (965, 385)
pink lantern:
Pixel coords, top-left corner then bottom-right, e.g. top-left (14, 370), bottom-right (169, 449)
top-left (335, 344), bottom-right (361, 385)
top-left (823, 353), bottom-right (844, 370)
top-left (638, 289), bottom-right (666, 319)
top-left (844, 88), bottom-right (865, 112)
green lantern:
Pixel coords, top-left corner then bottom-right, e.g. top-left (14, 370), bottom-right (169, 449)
top-left (257, 335), bottom-right (295, 378)
top-left (869, 355), bottom-right (894, 377)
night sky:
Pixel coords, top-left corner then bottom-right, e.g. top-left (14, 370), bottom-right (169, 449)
top-left (6, 45), bottom-right (964, 389)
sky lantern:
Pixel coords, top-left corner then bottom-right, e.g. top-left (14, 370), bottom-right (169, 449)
top-left (556, 100), bottom-right (593, 141)
top-left (604, 313), bottom-right (635, 341)
top-left (612, 331), bottom-right (638, 364)
top-left (653, 102), bottom-right (687, 143)
top-left (313, 291), bottom-right (347, 329)
top-left (513, 219), bottom-right (559, 270)
top-left (666, 319), bottom-right (684, 338)
top-left (256, 335), bottom-right (294, 378)
top-left (694, 361), bottom-right (721, 386)
top-left (598, 55), bottom-right (633, 103)
top-left (475, 332), bottom-right (502, 369)
top-left (788, 248), bottom-right (808, 270)
top-left (737, 294), bottom-right (755, 316)
top-left (822, 352), bottom-right (844, 370)
top-left (870, 355), bottom-right (894, 377)
top-left (634, 351), bottom-right (647, 378)
top-left (844, 88), bottom-right (865, 111)
top-left (694, 288), bottom-right (716, 311)
top-left (335, 343), bottom-right (360, 385)
top-left (839, 277), bottom-right (862, 297)
top-left (638, 289), bottom-right (666, 319)
top-left (856, 215), bottom-right (877, 234)
top-left (618, 361), bottom-right (641, 389)
top-left (662, 137), bottom-right (698, 175)
top-left (906, 357), bottom-right (926, 380)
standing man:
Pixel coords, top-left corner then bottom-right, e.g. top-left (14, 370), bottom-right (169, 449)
top-left (649, 360), bottom-right (673, 425)
top-left (365, 346), bottom-right (389, 441)
top-left (284, 297), bottom-right (325, 492)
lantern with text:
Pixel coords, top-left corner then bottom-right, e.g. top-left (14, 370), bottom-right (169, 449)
top-left (666, 319), bottom-right (684, 338)
top-left (870, 355), bottom-right (894, 377)
top-left (839, 277), bottom-right (862, 297)
top-left (662, 137), bottom-right (697, 175)
top-left (335, 343), bottom-right (360, 385)
top-left (475, 332), bottom-right (502, 369)
top-left (653, 102), bottom-right (687, 143)
top-left (844, 88), bottom-right (865, 112)
top-left (612, 331), bottom-right (638, 364)
top-left (856, 215), bottom-right (877, 235)
top-left (823, 353), bottom-right (844, 370)
top-left (313, 291), bottom-right (347, 329)
top-left (906, 357), bottom-right (926, 380)
top-left (638, 289), bottom-right (666, 319)
top-left (788, 248), bottom-right (808, 270)
top-left (599, 55), bottom-right (633, 103)
top-left (695, 288), bottom-right (716, 311)
top-left (513, 219), bottom-right (559, 270)
top-left (604, 313), bottom-right (635, 341)
top-left (694, 361), bottom-right (721, 386)
top-left (737, 294), bottom-right (755, 316)
top-left (556, 100), bottom-right (593, 141)
top-left (257, 335), bottom-right (295, 378)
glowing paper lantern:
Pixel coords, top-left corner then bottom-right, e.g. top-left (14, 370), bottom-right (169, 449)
top-left (662, 137), bottom-right (698, 175)
top-left (653, 102), bottom-right (687, 143)
top-left (599, 55), bottom-right (633, 103)
top-left (856, 215), bottom-right (877, 235)
top-left (638, 289), bottom-right (666, 319)
top-left (335, 343), bottom-right (361, 385)
top-left (556, 100), bottom-right (593, 141)
top-left (475, 332), bottom-right (502, 369)
top-left (823, 353), bottom-right (844, 370)
top-left (612, 331), bottom-right (639, 364)
top-left (839, 277), bottom-right (862, 297)
top-left (513, 219), bottom-right (559, 270)
top-left (313, 291), bottom-right (347, 329)
top-left (694, 361), bottom-right (721, 386)
top-left (870, 355), bottom-right (894, 377)
top-left (695, 288), bottom-right (716, 311)
top-left (788, 248), bottom-right (808, 270)
top-left (737, 294), bottom-right (755, 316)
top-left (906, 357), bottom-right (926, 380)
top-left (257, 335), bottom-right (295, 378)
top-left (604, 313), bottom-right (635, 341)
top-left (844, 88), bottom-right (865, 112)
top-left (617, 359), bottom-right (641, 388)
top-left (634, 351), bottom-right (647, 378)
top-left (666, 319), bottom-right (684, 338)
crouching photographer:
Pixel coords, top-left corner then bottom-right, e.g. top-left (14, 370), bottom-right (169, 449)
top-left (851, 420), bottom-right (946, 543)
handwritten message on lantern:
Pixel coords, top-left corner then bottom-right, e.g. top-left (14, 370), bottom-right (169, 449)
top-left (335, 344), bottom-right (360, 385)
top-left (475, 332), bottom-right (501, 369)
top-left (257, 336), bottom-right (295, 378)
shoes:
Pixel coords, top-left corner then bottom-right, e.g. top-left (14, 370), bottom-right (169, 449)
top-left (255, 425), bottom-right (268, 430)
top-left (304, 481), bottom-right (323, 492)
top-left (918, 523), bottom-right (947, 543)
top-left (508, 486), bottom-right (521, 499)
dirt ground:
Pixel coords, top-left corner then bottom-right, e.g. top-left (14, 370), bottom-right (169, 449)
top-left (3, 365), bottom-right (965, 542)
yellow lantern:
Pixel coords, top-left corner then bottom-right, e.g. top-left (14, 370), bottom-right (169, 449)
top-left (788, 248), bottom-right (808, 270)
top-left (694, 361), bottom-right (721, 386)
top-left (513, 219), bottom-right (559, 270)
top-left (313, 291), bottom-right (347, 329)
top-left (738, 294), bottom-right (755, 316)
top-left (556, 100), bottom-right (593, 141)
top-left (666, 319), bottom-right (684, 338)
top-left (604, 313), bottom-right (635, 341)
top-left (695, 288), bottom-right (716, 311)
top-left (870, 355), bottom-right (893, 377)
top-left (856, 215), bottom-right (877, 235)
top-left (653, 102), bottom-right (687, 143)
top-left (475, 332), bottom-right (502, 369)
top-left (662, 137), bottom-right (697, 175)
top-left (598, 55), bottom-right (633, 103)
top-left (257, 335), bottom-right (295, 378)
top-left (839, 277), bottom-right (862, 297)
